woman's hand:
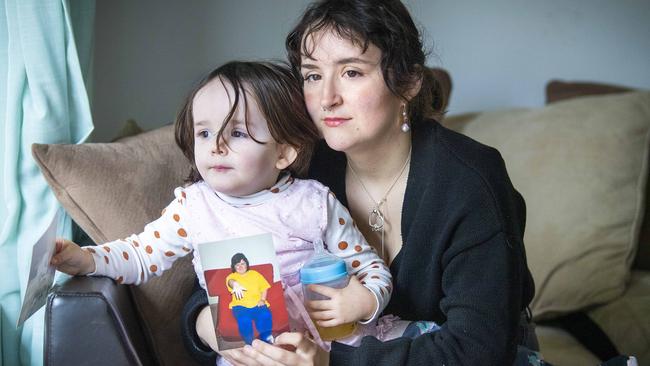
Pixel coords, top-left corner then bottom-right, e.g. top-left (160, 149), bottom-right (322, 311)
top-left (257, 300), bottom-right (267, 307)
top-left (230, 280), bottom-right (247, 300)
top-left (220, 332), bottom-right (327, 366)
top-left (50, 238), bottom-right (95, 275)
top-left (307, 276), bottom-right (376, 326)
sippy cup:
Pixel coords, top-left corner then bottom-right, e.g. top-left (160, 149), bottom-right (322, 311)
top-left (300, 238), bottom-right (356, 341)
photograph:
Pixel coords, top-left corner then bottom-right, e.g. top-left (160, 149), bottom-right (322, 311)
top-left (198, 233), bottom-right (289, 350)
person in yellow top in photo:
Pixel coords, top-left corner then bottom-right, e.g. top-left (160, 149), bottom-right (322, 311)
top-left (225, 253), bottom-right (273, 345)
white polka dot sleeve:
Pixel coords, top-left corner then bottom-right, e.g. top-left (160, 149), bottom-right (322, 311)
top-left (85, 188), bottom-right (193, 285)
top-left (323, 191), bottom-right (393, 324)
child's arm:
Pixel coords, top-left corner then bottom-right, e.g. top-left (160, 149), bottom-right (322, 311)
top-left (92, 188), bottom-right (194, 285)
top-left (56, 188), bottom-right (193, 285)
top-left (307, 191), bottom-right (393, 327)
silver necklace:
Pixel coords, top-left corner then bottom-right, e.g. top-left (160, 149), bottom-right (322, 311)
top-left (347, 147), bottom-right (412, 259)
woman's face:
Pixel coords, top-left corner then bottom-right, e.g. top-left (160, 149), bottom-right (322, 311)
top-left (234, 259), bottom-right (248, 274)
top-left (300, 30), bottom-right (405, 155)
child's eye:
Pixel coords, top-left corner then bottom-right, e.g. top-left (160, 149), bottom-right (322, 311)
top-left (231, 129), bottom-right (248, 138)
top-left (303, 74), bottom-right (321, 83)
top-left (344, 70), bottom-right (362, 78)
top-left (197, 130), bottom-right (213, 139)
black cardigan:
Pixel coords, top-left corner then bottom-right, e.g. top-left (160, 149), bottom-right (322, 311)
top-left (182, 119), bottom-right (535, 365)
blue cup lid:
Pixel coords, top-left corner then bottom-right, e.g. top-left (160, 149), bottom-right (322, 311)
top-left (300, 256), bottom-right (347, 284)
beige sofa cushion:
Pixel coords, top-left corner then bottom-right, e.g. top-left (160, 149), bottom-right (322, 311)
top-left (588, 270), bottom-right (650, 365)
top-left (545, 80), bottom-right (650, 272)
top-left (32, 125), bottom-right (199, 366)
top-left (536, 325), bottom-right (600, 366)
top-left (444, 92), bottom-right (650, 319)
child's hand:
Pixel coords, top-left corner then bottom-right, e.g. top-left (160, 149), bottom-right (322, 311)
top-left (50, 238), bottom-right (95, 275)
top-left (306, 276), bottom-right (376, 327)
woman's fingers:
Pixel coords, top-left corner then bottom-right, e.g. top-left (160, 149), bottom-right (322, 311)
top-left (273, 332), bottom-right (318, 360)
top-left (243, 342), bottom-right (289, 365)
top-left (221, 348), bottom-right (260, 366)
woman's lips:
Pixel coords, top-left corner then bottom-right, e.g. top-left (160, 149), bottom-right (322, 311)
top-left (323, 117), bottom-right (350, 127)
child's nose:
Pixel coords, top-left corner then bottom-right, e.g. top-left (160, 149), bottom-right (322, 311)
top-left (213, 137), bottom-right (228, 155)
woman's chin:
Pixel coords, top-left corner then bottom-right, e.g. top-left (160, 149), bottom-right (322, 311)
top-left (322, 135), bottom-right (357, 153)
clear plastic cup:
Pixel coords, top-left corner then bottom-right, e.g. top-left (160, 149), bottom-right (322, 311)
top-left (300, 239), bottom-right (356, 341)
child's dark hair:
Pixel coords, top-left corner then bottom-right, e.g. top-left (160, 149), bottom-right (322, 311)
top-left (230, 253), bottom-right (250, 273)
top-left (175, 61), bottom-right (320, 183)
top-left (286, 0), bottom-right (446, 122)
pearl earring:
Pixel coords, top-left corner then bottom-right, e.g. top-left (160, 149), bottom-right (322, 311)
top-left (401, 106), bottom-right (410, 132)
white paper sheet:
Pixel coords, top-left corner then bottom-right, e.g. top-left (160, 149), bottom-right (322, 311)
top-left (17, 210), bottom-right (59, 327)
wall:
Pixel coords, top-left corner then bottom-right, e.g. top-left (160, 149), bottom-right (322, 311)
top-left (92, 0), bottom-right (650, 142)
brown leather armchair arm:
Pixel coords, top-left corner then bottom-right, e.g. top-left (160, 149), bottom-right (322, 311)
top-left (44, 276), bottom-right (156, 366)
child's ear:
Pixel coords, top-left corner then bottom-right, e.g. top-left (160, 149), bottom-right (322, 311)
top-left (275, 144), bottom-right (298, 170)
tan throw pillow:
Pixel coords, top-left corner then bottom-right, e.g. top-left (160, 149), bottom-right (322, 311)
top-left (32, 125), bottom-right (200, 366)
top-left (445, 91), bottom-right (650, 320)
top-left (544, 81), bottom-right (650, 272)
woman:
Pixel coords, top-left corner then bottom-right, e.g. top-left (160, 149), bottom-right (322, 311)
top-left (226, 253), bottom-right (273, 346)
top-left (182, 0), bottom-right (536, 364)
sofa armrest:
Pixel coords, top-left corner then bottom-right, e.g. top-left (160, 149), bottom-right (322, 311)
top-left (44, 276), bottom-right (156, 366)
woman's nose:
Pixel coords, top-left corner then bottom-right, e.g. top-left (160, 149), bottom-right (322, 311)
top-left (320, 77), bottom-right (342, 111)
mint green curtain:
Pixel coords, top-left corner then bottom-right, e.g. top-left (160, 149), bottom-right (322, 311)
top-left (0, 0), bottom-right (94, 365)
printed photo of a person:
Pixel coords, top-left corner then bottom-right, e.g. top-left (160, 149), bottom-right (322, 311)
top-left (226, 253), bottom-right (273, 345)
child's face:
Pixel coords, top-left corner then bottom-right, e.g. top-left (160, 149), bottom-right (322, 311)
top-left (192, 78), bottom-right (293, 196)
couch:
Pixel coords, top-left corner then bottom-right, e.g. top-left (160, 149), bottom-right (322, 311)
top-left (34, 74), bottom-right (649, 366)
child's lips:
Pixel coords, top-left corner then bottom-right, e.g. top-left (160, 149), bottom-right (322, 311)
top-left (211, 165), bottom-right (232, 172)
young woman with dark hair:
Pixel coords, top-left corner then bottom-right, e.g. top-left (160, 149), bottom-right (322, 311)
top-left (182, 1), bottom-right (539, 365)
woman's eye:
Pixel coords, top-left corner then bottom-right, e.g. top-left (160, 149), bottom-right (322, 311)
top-left (304, 74), bottom-right (321, 82)
top-left (344, 70), bottom-right (361, 78)
top-left (231, 130), bottom-right (248, 138)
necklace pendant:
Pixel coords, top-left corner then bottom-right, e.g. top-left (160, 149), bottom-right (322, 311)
top-left (369, 208), bottom-right (384, 232)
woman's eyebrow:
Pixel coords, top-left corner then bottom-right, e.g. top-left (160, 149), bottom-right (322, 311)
top-left (335, 57), bottom-right (374, 65)
top-left (301, 57), bottom-right (375, 70)
top-left (301, 62), bottom-right (318, 70)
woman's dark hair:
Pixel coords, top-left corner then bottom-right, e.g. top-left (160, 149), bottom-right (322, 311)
top-left (175, 61), bottom-right (320, 184)
top-left (286, 0), bottom-right (446, 122)
top-left (230, 253), bottom-right (250, 273)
